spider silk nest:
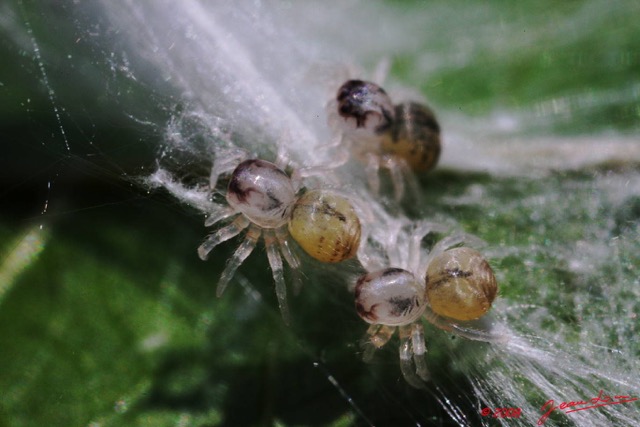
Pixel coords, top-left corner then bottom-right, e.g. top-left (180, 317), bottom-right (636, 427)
top-left (148, 102), bottom-right (640, 427)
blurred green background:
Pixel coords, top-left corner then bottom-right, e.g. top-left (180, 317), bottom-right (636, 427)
top-left (1, 1), bottom-right (639, 426)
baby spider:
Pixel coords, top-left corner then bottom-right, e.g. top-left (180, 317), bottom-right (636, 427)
top-left (354, 228), bottom-right (501, 388)
top-left (328, 79), bottom-right (441, 201)
top-left (199, 156), bottom-right (361, 324)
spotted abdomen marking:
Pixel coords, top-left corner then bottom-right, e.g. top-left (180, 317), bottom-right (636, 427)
top-left (381, 102), bottom-right (441, 172)
top-left (288, 190), bottom-right (361, 263)
top-left (425, 247), bottom-right (498, 321)
top-left (226, 159), bottom-right (295, 228)
top-left (355, 268), bottom-right (426, 326)
top-left (336, 80), bottom-right (395, 138)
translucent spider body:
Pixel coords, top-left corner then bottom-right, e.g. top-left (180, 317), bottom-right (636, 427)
top-left (330, 79), bottom-right (441, 200)
top-left (354, 230), bottom-right (500, 388)
top-left (226, 159), bottom-right (295, 228)
top-left (199, 158), bottom-right (361, 323)
top-left (355, 268), bottom-right (430, 386)
top-left (335, 79), bottom-right (395, 142)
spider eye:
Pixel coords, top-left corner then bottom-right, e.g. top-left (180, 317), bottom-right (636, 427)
top-left (226, 159), bottom-right (295, 228)
top-left (288, 190), bottom-right (361, 263)
top-left (336, 79), bottom-right (367, 102)
top-left (355, 268), bottom-right (426, 326)
top-left (338, 104), bottom-right (352, 116)
top-left (425, 247), bottom-right (498, 321)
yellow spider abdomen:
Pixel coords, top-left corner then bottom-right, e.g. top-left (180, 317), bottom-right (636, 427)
top-left (288, 190), bottom-right (361, 263)
top-left (425, 247), bottom-right (497, 321)
top-left (380, 102), bottom-right (441, 172)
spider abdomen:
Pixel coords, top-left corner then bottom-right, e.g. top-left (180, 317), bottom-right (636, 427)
top-left (425, 247), bottom-right (498, 321)
top-left (288, 190), bottom-right (361, 263)
top-left (381, 102), bottom-right (441, 172)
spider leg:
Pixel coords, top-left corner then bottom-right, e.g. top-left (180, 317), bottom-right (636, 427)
top-left (372, 57), bottom-right (390, 85)
top-left (216, 225), bottom-right (261, 297)
top-left (409, 224), bottom-right (428, 275)
top-left (294, 164), bottom-right (342, 186)
top-left (395, 157), bottom-right (422, 204)
top-left (275, 228), bottom-right (302, 295)
top-left (197, 215), bottom-right (248, 260)
top-left (398, 325), bottom-right (426, 388)
top-left (357, 247), bottom-right (386, 274)
top-left (361, 324), bottom-right (395, 362)
top-left (265, 230), bottom-right (290, 324)
top-left (382, 220), bottom-right (404, 267)
top-left (210, 148), bottom-right (247, 189)
top-left (409, 221), bottom-right (448, 275)
top-left (423, 306), bottom-right (508, 343)
top-left (411, 322), bottom-right (430, 381)
top-left (364, 153), bottom-right (381, 195)
top-left (326, 132), bottom-right (346, 150)
top-left (294, 135), bottom-right (350, 180)
top-left (424, 232), bottom-right (487, 268)
top-left (325, 99), bottom-right (342, 133)
top-left (275, 137), bottom-right (291, 170)
top-left (404, 170), bottom-right (421, 204)
top-left (204, 206), bottom-right (238, 227)
top-left (381, 155), bottom-right (405, 202)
